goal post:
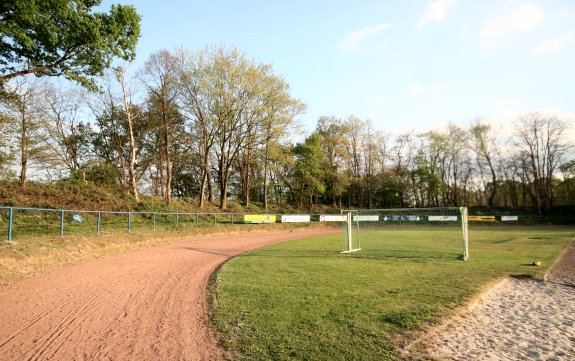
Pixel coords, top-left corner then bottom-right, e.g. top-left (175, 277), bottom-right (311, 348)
top-left (341, 210), bottom-right (361, 253)
top-left (341, 207), bottom-right (469, 260)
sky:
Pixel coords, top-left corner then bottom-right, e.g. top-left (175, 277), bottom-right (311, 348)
top-left (99, 0), bottom-right (575, 141)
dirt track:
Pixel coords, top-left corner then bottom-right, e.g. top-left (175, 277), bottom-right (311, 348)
top-left (0, 228), bottom-right (336, 361)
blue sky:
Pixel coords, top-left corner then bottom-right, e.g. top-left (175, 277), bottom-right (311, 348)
top-left (100, 0), bottom-right (575, 139)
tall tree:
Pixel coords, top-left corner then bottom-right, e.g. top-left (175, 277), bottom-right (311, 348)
top-left (43, 83), bottom-right (91, 181)
top-left (116, 65), bottom-right (141, 201)
top-left (176, 45), bottom-right (304, 210)
top-left (176, 48), bottom-right (220, 208)
top-left (513, 112), bottom-right (571, 214)
top-left (0, 1), bottom-right (141, 90)
top-left (390, 132), bottom-right (417, 207)
top-left (140, 50), bottom-right (180, 204)
top-left (292, 133), bottom-right (325, 208)
top-left (469, 120), bottom-right (500, 208)
top-left (345, 115), bottom-right (365, 207)
top-left (87, 68), bottom-right (152, 197)
top-left (316, 116), bottom-right (350, 207)
top-left (559, 160), bottom-right (575, 206)
top-left (2, 77), bottom-right (55, 189)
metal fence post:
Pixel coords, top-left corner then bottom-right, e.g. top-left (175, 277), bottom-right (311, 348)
top-left (176, 213), bottom-right (179, 228)
top-left (97, 211), bottom-right (101, 235)
top-left (60, 210), bottom-right (65, 237)
top-left (196, 213), bottom-right (198, 225)
top-left (153, 213), bottom-right (156, 230)
top-left (128, 212), bottom-right (132, 232)
top-left (8, 207), bottom-right (13, 241)
top-left (231, 213), bottom-right (234, 224)
top-left (214, 213), bottom-right (216, 225)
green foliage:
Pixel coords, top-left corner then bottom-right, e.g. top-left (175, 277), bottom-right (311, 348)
top-left (210, 227), bottom-right (573, 360)
top-left (292, 133), bottom-right (326, 208)
top-left (0, 0), bottom-right (141, 90)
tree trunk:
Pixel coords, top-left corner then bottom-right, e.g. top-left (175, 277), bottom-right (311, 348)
top-left (127, 127), bottom-right (139, 202)
top-left (199, 159), bottom-right (208, 209)
top-left (20, 120), bottom-right (28, 191)
top-left (163, 121), bottom-right (172, 204)
top-left (219, 169), bottom-right (229, 210)
top-left (120, 70), bottom-right (140, 202)
top-left (486, 154), bottom-right (497, 208)
top-left (263, 152), bottom-right (269, 210)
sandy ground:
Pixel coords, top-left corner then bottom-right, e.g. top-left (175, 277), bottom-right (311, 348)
top-left (408, 237), bottom-right (575, 361)
top-left (0, 228), bottom-right (337, 361)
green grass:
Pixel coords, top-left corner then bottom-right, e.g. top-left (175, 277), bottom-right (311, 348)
top-left (209, 226), bottom-right (574, 360)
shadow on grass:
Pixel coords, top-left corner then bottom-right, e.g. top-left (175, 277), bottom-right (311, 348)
top-left (180, 246), bottom-right (463, 262)
top-left (179, 246), bottom-right (340, 258)
top-left (342, 250), bottom-right (462, 262)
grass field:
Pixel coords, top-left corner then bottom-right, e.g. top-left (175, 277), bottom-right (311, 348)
top-left (209, 226), bottom-right (574, 360)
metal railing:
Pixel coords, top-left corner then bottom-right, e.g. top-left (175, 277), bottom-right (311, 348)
top-left (0, 206), bottom-right (252, 241)
top-left (0, 206), bottom-right (334, 241)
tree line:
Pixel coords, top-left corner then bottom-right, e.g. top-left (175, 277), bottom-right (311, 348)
top-left (1, 45), bottom-right (573, 214)
top-left (1, 2), bottom-right (573, 214)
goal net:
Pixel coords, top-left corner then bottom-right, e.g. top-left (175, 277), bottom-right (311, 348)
top-left (341, 207), bottom-right (469, 260)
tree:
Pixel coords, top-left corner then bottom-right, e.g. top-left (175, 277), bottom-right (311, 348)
top-left (1, 77), bottom-right (56, 189)
top-left (513, 112), bottom-right (572, 214)
top-left (176, 45), bottom-right (304, 210)
top-left (316, 116), bottom-right (350, 207)
top-left (86, 69), bottom-right (152, 197)
top-left (559, 160), bottom-right (575, 205)
top-left (116, 65), bottom-right (141, 201)
top-left (176, 47), bottom-right (221, 209)
top-left (390, 132), bottom-right (417, 207)
top-left (42, 83), bottom-right (91, 181)
top-left (345, 115), bottom-right (365, 207)
top-left (0, 0), bottom-right (141, 90)
top-left (292, 134), bottom-right (325, 208)
top-left (140, 50), bottom-right (181, 204)
top-left (469, 120), bottom-right (500, 208)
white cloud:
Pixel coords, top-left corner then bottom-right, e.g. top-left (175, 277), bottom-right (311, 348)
top-left (533, 32), bottom-right (573, 55)
top-left (338, 23), bottom-right (392, 51)
top-left (480, 4), bottom-right (544, 47)
top-left (418, 0), bottom-right (456, 30)
top-left (407, 84), bottom-right (424, 95)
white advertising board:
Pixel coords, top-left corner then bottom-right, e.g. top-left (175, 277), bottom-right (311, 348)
top-left (319, 215), bottom-right (346, 222)
top-left (428, 216), bottom-right (458, 221)
top-left (281, 215), bottom-right (311, 223)
top-left (501, 216), bottom-right (518, 221)
top-left (353, 215), bottom-right (379, 222)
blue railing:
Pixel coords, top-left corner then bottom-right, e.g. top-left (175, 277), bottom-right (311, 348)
top-left (0, 206), bottom-right (248, 241)
top-left (0, 206), bottom-right (333, 241)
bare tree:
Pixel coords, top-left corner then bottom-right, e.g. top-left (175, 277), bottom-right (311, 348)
top-left (140, 50), bottom-right (180, 204)
top-left (345, 115), bottom-right (365, 207)
top-left (513, 112), bottom-right (571, 213)
top-left (176, 47), bottom-right (221, 209)
top-left (469, 119), bottom-right (501, 208)
top-left (2, 77), bottom-right (56, 189)
top-left (42, 83), bottom-right (91, 181)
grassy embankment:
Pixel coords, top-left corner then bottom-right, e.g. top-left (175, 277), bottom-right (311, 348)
top-left (209, 227), bottom-right (574, 360)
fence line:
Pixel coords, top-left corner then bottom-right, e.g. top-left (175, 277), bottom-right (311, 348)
top-left (0, 206), bottom-right (334, 241)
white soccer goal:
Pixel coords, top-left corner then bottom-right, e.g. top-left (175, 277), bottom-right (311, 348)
top-left (341, 207), bottom-right (469, 260)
